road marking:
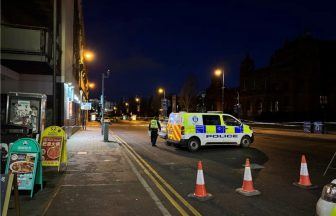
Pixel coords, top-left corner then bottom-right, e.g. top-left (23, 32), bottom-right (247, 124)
top-left (122, 148), bottom-right (171, 216)
top-left (114, 135), bottom-right (188, 215)
top-left (114, 135), bottom-right (202, 216)
top-left (77, 151), bottom-right (87, 155)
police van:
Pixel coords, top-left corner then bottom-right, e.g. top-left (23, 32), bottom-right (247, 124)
top-left (167, 112), bottom-right (254, 152)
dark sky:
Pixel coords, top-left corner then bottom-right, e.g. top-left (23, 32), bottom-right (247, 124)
top-left (83, 0), bottom-right (336, 100)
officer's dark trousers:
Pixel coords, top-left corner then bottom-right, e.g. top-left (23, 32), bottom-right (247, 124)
top-left (150, 130), bottom-right (158, 146)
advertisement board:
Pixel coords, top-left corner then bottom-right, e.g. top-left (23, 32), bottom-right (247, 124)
top-left (40, 126), bottom-right (67, 171)
top-left (5, 138), bottom-right (43, 197)
top-left (8, 153), bottom-right (37, 190)
top-left (6, 92), bottom-right (46, 134)
top-left (41, 137), bottom-right (62, 166)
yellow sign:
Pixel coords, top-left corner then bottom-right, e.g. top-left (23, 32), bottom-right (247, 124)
top-left (40, 126), bottom-right (67, 171)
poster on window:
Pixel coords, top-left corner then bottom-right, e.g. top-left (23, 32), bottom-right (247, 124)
top-left (41, 137), bottom-right (63, 166)
top-left (9, 98), bottom-right (40, 132)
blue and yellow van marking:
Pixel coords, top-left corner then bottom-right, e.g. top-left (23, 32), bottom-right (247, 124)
top-left (216, 126), bottom-right (225, 133)
top-left (234, 125), bottom-right (243, 133)
top-left (196, 125), bottom-right (205, 133)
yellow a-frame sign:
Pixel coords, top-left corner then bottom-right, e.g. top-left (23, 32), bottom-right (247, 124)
top-left (40, 126), bottom-right (67, 171)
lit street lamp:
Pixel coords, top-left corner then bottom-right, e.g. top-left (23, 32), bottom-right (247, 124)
top-left (214, 68), bottom-right (224, 112)
top-left (84, 50), bottom-right (95, 62)
top-left (158, 88), bottom-right (166, 99)
top-left (158, 87), bottom-right (167, 117)
top-left (88, 82), bottom-right (95, 89)
top-left (135, 97), bottom-right (141, 115)
top-left (125, 102), bottom-right (129, 114)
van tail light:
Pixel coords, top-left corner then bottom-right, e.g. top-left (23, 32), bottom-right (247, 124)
top-left (181, 126), bottom-right (185, 135)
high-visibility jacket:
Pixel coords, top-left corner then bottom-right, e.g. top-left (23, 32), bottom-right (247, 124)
top-left (150, 120), bottom-right (159, 129)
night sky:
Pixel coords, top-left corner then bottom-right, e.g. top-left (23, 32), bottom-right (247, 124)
top-left (83, 0), bottom-right (336, 100)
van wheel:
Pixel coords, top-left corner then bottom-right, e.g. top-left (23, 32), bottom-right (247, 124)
top-left (188, 138), bottom-right (200, 152)
top-left (240, 136), bottom-right (251, 147)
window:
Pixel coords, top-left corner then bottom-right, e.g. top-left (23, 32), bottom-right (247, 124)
top-left (222, 115), bottom-right (241, 126)
top-left (202, 115), bottom-right (221, 125)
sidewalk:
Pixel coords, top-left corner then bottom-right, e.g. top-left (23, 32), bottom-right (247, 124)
top-left (8, 124), bottom-right (164, 216)
top-left (254, 127), bottom-right (336, 141)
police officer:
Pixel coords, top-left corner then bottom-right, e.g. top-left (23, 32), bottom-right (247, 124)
top-left (149, 116), bottom-right (161, 146)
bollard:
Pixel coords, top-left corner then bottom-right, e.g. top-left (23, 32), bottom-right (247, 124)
top-left (104, 122), bottom-right (109, 142)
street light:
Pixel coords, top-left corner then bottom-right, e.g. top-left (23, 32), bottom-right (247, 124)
top-left (135, 97), bottom-right (141, 116)
top-left (101, 69), bottom-right (110, 134)
top-left (158, 88), bottom-right (166, 99)
top-left (214, 68), bottom-right (224, 112)
top-left (158, 87), bottom-right (167, 117)
top-left (88, 82), bottom-right (95, 89)
top-left (125, 102), bottom-right (129, 114)
top-left (84, 50), bottom-right (95, 62)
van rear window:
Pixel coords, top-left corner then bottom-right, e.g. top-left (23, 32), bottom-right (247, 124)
top-left (202, 115), bottom-right (221, 125)
top-left (169, 114), bottom-right (182, 124)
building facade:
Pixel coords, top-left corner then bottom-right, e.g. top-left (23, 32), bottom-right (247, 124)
top-left (239, 35), bottom-right (336, 121)
top-left (1, 0), bottom-right (89, 133)
top-left (205, 74), bottom-right (239, 115)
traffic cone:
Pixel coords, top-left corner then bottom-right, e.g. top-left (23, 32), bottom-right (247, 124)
top-left (188, 161), bottom-right (213, 201)
top-left (293, 155), bottom-right (318, 189)
top-left (236, 158), bottom-right (261, 196)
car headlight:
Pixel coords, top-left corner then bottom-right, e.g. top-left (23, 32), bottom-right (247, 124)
top-left (321, 183), bottom-right (336, 203)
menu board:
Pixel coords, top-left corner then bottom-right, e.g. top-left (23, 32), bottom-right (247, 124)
top-left (41, 137), bottom-right (62, 166)
top-left (40, 126), bottom-right (67, 171)
top-left (8, 153), bottom-right (37, 190)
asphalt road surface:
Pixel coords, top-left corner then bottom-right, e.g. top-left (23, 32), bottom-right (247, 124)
top-left (110, 121), bottom-right (336, 216)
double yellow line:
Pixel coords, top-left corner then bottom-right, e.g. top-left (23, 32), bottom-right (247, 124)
top-left (114, 135), bottom-right (201, 216)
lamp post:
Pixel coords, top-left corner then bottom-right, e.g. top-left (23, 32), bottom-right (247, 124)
top-left (101, 69), bottom-right (110, 134)
top-left (135, 97), bottom-right (141, 116)
top-left (214, 69), bottom-right (224, 112)
top-left (125, 102), bottom-right (129, 114)
top-left (158, 88), bottom-right (167, 117)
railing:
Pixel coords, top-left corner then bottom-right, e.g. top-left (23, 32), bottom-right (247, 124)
top-left (1, 23), bottom-right (53, 63)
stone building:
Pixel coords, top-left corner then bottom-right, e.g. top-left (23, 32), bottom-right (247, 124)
top-left (239, 35), bottom-right (336, 121)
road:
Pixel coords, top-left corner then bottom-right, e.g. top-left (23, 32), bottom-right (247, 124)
top-left (110, 120), bottom-right (336, 216)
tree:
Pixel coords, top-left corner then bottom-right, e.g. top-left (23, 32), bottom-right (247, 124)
top-left (179, 74), bottom-right (198, 112)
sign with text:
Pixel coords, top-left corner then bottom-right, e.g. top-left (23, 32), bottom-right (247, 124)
top-left (41, 137), bottom-right (62, 166)
top-left (5, 138), bottom-right (43, 197)
top-left (9, 153), bottom-right (37, 190)
top-left (40, 126), bottom-right (67, 171)
top-left (81, 102), bottom-right (92, 110)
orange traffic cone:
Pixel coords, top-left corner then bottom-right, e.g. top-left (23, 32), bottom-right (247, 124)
top-left (188, 161), bottom-right (213, 201)
top-left (293, 155), bottom-right (318, 189)
top-left (236, 158), bottom-right (261, 196)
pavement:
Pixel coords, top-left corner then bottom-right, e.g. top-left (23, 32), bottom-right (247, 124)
top-left (7, 121), bottom-right (336, 216)
top-left (253, 127), bottom-right (336, 141)
top-left (8, 122), bottom-right (167, 216)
